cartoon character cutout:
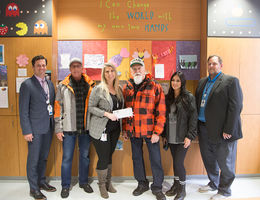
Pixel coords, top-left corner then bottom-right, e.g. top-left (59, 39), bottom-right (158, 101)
top-left (0, 24), bottom-right (8, 36)
top-left (132, 49), bottom-right (150, 61)
top-left (34, 20), bottom-right (48, 35)
top-left (6, 3), bottom-right (20, 17)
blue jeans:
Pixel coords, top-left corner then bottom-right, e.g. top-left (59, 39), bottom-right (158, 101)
top-left (130, 137), bottom-right (164, 192)
top-left (61, 133), bottom-right (91, 188)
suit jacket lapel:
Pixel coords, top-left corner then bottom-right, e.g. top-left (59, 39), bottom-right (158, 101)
top-left (207, 73), bottom-right (224, 102)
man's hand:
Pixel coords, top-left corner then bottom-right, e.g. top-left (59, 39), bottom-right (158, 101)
top-left (223, 132), bottom-right (232, 140)
top-left (56, 132), bottom-right (64, 141)
top-left (183, 137), bottom-right (191, 148)
top-left (24, 134), bottom-right (33, 142)
top-left (151, 134), bottom-right (159, 143)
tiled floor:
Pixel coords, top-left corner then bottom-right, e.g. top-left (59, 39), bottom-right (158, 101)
top-left (0, 177), bottom-right (260, 200)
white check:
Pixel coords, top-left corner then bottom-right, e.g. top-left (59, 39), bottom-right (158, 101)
top-left (113, 107), bottom-right (133, 119)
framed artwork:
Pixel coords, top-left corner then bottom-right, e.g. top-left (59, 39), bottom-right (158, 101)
top-left (0, 45), bottom-right (4, 64)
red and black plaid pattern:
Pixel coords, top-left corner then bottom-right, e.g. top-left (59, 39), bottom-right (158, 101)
top-left (123, 74), bottom-right (166, 138)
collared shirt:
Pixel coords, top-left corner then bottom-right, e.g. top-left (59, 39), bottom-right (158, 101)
top-left (198, 72), bottom-right (222, 122)
top-left (34, 75), bottom-right (49, 100)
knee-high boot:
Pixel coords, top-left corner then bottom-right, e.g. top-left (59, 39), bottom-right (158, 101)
top-left (96, 169), bottom-right (109, 199)
top-left (106, 164), bottom-right (117, 193)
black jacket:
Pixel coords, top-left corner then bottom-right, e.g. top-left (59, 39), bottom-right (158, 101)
top-left (162, 91), bottom-right (197, 143)
top-left (195, 73), bottom-right (243, 143)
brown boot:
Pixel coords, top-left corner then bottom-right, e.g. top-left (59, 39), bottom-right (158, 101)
top-left (106, 164), bottom-right (117, 193)
top-left (96, 169), bottom-right (109, 199)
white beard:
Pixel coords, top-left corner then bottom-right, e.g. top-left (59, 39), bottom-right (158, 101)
top-left (133, 75), bottom-right (143, 85)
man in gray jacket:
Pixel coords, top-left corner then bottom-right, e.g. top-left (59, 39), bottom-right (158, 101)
top-left (54, 58), bottom-right (95, 198)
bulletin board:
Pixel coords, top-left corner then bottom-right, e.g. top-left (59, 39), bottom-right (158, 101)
top-left (0, 0), bottom-right (52, 37)
top-left (58, 40), bottom-right (200, 81)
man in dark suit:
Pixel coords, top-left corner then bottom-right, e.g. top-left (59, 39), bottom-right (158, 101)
top-left (19, 55), bottom-right (56, 200)
top-left (195, 55), bottom-right (243, 200)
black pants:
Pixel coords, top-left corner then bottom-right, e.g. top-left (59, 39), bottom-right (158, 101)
top-left (198, 123), bottom-right (237, 196)
top-left (92, 129), bottom-right (120, 170)
top-left (169, 143), bottom-right (188, 182)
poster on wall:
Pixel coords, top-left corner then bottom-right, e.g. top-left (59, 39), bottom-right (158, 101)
top-left (0, 45), bottom-right (4, 64)
top-left (176, 41), bottom-right (200, 80)
top-left (0, 65), bottom-right (8, 108)
top-left (208, 0), bottom-right (260, 38)
top-left (0, 0), bottom-right (52, 37)
top-left (58, 41), bottom-right (82, 80)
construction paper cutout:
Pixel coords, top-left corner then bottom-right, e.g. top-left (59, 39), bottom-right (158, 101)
top-left (109, 48), bottom-right (129, 67)
top-left (152, 41), bottom-right (176, 80)
top-left (132, 49), bottom-right (150, 60)
top-left (0, 24), bottom-right (8, 36)
top-left (16, 54), bottom-right (29, 67)
top-left (83, 41), bottom-right (107, 80)
top-left (58, 41), bottom-right (83, 80)
top-left (176, 41), bottom-right (200, 80)
top-left (108, 41), bottom-right (129, 80)
top-left (130, 41), bottom-right (152, 75)
top-left (6, 3), bottom-right (19, 17)
top-left (16, 22), bottom-right (28, 36)
top-left (34, 20), bottom-right (48, 35)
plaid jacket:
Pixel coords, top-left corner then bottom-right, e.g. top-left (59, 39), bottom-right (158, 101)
top-left (122, 74), bottom-right (166, 138)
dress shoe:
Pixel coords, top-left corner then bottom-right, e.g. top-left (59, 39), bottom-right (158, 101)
top-left (30, 190), bottom-right (47, 200)
top-left (210, 193), bottom-right (230, 200)
top-left (198, 184), bottom-right (217, 193)
top-left (79, 183), bottom-right (94, 193)
top-left (61, 188), bottom-right (70, 198)
top-left (132, 184), bottom-right (149, 196)
top-left (152, 190), bottom-right (166, 200)
top-left (39, 183), bottom-right (57, 192)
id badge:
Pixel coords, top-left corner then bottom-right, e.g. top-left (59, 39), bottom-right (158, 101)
top-left (47, 104), bottom-right (53, 115)
top-left (200, 99), bottom-right (206, 107)
top-left (100, 133), bottom-right (107, 141)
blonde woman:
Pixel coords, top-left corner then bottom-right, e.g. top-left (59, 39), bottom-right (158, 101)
top-left (88, 63), bottom-right (124, 199)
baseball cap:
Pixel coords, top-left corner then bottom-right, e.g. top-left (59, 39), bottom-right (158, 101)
top-left (130, 58), bottom-right (145, 68)
top-left (69, 57), bottom-right (82, 67)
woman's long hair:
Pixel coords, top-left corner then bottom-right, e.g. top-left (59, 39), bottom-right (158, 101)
top-left (100, 63), bottom-right (123, 101)
top-left (166, 71), bottom-right (190, 113)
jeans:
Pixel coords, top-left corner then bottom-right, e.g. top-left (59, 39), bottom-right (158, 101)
top-left (61, 133), bottom-right (91, 188)
top-left (130, 137), bottom-right (164, 192)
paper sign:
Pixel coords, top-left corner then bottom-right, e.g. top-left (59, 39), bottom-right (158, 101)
top-left (16, 77), bottom-right (29, 93)
top-left (155, 64), bottom-right (164, 78)
top-left (18, 68), bottom-right (27, 77)
top-left (84, 54), bottom-right (104, 68)
top-left (113, 107), bottom-right (133, 119)
top-left (0, 87), bottom-right (8, 108)
top-left (60, 54), bottom-right (71, 69)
